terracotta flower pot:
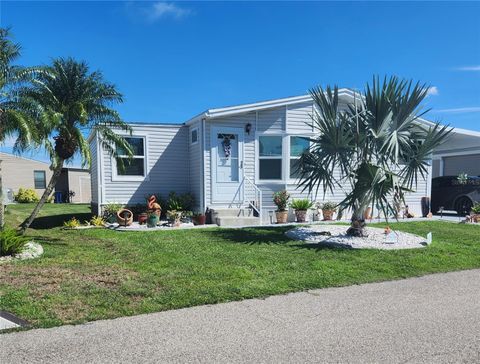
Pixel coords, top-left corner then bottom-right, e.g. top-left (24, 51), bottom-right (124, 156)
top-left (276, 210), bottom-right (288, 224)
top-left (138, 213), bottom-right (148, 225)
top-left (472, 214), bottom-right (480, 223)
top-left (116, 208), bottom-right (133, 226)
top-left (295, 209), bottom-right (307, 223)
top-left (193, 215), bottom-right (206, 225)
top-left (322, 209), bottom-right (334, 221)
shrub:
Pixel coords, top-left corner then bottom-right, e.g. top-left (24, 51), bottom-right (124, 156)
top-left (290, 199), bottom-right (314, 210)
top-left (273, 190), bottom-right (290, 211)
top-left (102, 202), bottom-right (123, 220)
top-left (63, 217), bottom-right (81, 228)
top-left (471, 202), bottom-right (480, 214)
top-left (0, 228), bottom-right (29, 256)
top-left (166, 191), bottom-right (195, 211)
top-left (90, 216), bottom-right (105, 227)
top-left (15, 188), bottom-right (40, 203)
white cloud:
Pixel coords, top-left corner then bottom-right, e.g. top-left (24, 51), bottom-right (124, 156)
top-left (454, 65), bottom-right (480, 71)
top-left (426, 86), bottom-right (439, 96)
top-left (141, 2), bottom-right (191, 22)
top-left (436, 107), bottom-right (480, 113)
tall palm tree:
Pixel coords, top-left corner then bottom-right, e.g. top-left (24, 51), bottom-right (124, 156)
top-left (298, 76), bottom-right (451, 236)
top-left (19, 57), bottom-right (133, 232)
top-left (0, 28), bottom-right (39, 228)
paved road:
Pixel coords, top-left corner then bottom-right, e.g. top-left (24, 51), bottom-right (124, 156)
top-left (1, 270), bottom-right (479, 363)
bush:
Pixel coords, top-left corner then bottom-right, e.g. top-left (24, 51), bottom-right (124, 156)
top-left (290, 199), bottom-right (314, 210)
top-left (63, 217), bottom-right (81, 228)
top-left (0, 228), bottom-right (29, 256)
top-left (89, 216), bottom-right (105, 227)
top-left (15, 188), bottom-right (40, 203)
top-left (166, 191), bottom-right (196, 211)
top-left (273, 190), bottom-right (290, 211)
top-left (471, 202), bottom-right (480, 214)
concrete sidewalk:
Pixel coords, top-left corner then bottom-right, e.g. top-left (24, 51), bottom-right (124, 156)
top-left (1, 269), bottom-right (479, 363)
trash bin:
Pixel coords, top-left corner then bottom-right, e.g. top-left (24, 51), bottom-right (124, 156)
top-left (54, 191), bottom-right (63, 203)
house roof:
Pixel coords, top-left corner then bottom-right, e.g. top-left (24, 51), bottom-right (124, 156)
top-left (185, 88), bottom-right (358, 125)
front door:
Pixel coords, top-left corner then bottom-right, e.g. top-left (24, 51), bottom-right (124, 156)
top-left (211, 127), bottom-right (244, 203)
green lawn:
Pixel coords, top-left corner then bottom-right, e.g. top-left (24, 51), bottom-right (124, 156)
top-left (1, 203), bottom-right (479, 329)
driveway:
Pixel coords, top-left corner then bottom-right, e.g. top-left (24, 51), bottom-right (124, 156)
top-left (1, 269), bottom-right (479, 363)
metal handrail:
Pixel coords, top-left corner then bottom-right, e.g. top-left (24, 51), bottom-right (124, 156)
top-left (243, 175), bottom-right (262, 222)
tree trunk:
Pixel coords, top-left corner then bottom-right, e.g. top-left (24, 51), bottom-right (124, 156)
top-left (346, 208), bottom-right (368, 237)
top-left (20, 159), bottom-right (64, 233)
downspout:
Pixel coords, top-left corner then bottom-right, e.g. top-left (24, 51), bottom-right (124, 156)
top-left (96, 132), bottom-right (104, 213)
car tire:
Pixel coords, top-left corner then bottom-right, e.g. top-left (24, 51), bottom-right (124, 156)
top-left (455, 197), bottom-right (473, 216)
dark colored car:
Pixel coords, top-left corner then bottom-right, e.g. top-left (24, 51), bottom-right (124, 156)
top-left (431, 176), bottom-right (480, 215)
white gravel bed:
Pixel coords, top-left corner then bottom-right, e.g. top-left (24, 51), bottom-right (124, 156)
top-left (0, 242), bottom-right (44, 263)
top-left (286, 225), bottom-right (429, 250)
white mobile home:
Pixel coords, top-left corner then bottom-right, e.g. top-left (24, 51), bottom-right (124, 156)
top-left (89, 89), bottom-right (479, 225)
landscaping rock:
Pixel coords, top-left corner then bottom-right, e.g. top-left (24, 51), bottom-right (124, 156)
top-left (286, 225), bottom-right (428, 250)
top-left (0, 242), bottom-right (43, 263)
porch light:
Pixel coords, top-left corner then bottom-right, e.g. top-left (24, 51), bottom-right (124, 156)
top-left (245, 123), bottom-right (252, 135)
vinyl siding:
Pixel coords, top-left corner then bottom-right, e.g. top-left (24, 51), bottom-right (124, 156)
top-left (286, 102), bottom-right (314, 134)
top-left (189, 121), bottom-right (203, 211)
top-left (100, 124), bottom-right (190, 206)
top-left (0, 152), bottom-right (53, 196)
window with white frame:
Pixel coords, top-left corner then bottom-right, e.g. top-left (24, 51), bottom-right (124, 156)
top-left (289, 136), bottom-right (310, 179)
top-left (259, 135), bottom-right (283, 180)
top-left (191, 128), bottom-right (199, 144)
top-left (115, 137), bottom-right (145, 177)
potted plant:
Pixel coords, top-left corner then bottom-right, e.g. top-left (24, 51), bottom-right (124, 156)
top-left (273, 190), bottom-right (290, 224)
top-left (319, 201), bottom-right (337, 221)
top-left (290, 199), bottom-right (314, 223)
top-left (192, 212), bottom-right (206, 225)
top-left (102, 202), bottom-right (123, 224)
top-left (138, 212), bottom-right (148, 225)
top-left (167, 210), bottom-right (183, 227)
top-left (471, 202), bottom-right (480, 223)
top-left (147, 211), bottom-right (159, 228)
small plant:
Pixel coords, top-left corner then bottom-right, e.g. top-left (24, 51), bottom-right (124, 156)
top-left (319, 201), bottom-right (337, 211)
top-left (273, 190), bottom-right (290, 211)
top-left (63, 217), bottom-right (81, 228)
top-left (290, 199), bottom-right (314, 211)
top-left (90, 215), bottom-right (105, 227)
top-left (102, 202), bottom-right (123, 222)
top-left (0, 228), bottom-right (29, 256)
top-left (471, 202), bottom-right (480, 214)
top-left (15, 188), bottom-right (40, 203)
top-left (167, 210), bottom-right (183, 220)
top-left (168, 199), bottom-right (183, 211)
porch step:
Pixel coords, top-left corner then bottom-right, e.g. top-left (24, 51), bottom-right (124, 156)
top-left (216, 216), bottom-right (261, 227)
top-left (211, 208), bottom-right (260, 227)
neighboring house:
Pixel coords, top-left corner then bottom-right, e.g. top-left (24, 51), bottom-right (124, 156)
top-left (0, 152), bottom-right (53, 197)
top-left (55, 168), bottom-right (92, 203)
top-left (432, 128), bottom-right (480, 178)
top-left (89, 89), bottom-right (480, 225)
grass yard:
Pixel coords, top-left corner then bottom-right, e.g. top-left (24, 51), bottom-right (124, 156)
top-left (1, 203), bottom-right (479, 329)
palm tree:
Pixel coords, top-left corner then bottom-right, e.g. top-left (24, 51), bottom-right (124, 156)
top-left (0, 28), bottom-right (40, 228)
top-left (298, 76), bottom-right (451, 236)
top-left (19, 57), bottom-right (133, 232)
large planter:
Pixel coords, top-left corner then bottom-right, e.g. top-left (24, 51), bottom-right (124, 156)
top-left (472, 214), bottom-right (480, 223)
top-left (116, 208), bottom-right (133, 226)
top-left (295, 209), bottom-right (307, 223)
top-left (322, 209), bottom-right (335, 221)
top-left (193, 215), bottom-right (206, 226)
top-left (147, 214), bottom-right (159, 228)
top-left (276, 210), bottom-right (288, 224)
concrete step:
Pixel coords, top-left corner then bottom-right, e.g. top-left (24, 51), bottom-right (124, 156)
top-left (216, 216), bottom-right (261, 227)
top-left (212, 208), bottom-right (253, 218)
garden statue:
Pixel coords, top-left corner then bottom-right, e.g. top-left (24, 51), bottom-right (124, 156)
top-left (147, 195), bottom-right (162, 216)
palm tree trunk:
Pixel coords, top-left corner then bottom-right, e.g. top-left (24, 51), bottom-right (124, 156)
top-left (347, 206), bottom-right (368, 237)
top-left (20, 159), bottom-right (64, 233)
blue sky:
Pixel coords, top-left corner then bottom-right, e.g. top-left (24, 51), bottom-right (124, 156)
top-left (1, 1), bottom-right (479, 165)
